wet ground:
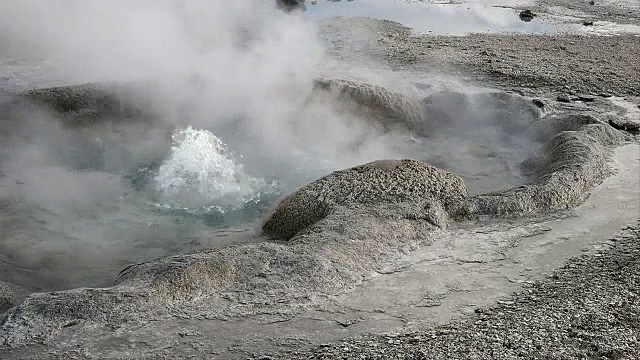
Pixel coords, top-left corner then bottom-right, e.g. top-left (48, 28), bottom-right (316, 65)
top-left (304, 0), bottom-right (640, 36)
top-left (304, 0), bottom-right (553, 35)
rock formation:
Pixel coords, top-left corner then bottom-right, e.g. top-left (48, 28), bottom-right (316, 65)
top-left (262, 159), bottom-right (468, 240)
top-left (312, 78), bottom-right (426, 133)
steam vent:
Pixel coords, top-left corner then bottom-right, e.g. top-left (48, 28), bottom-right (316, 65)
top-left (0, 0), bottom-right (639, 358)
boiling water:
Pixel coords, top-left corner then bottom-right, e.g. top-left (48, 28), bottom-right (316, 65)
top-left (0, 120), bottom-right (281, 291)
top-left (0, 94), bottom-right (541, 291)
top-left (153, 126), bottom-right (279, 218)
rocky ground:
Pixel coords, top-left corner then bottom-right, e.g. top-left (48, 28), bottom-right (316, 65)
top-left (282, 221), bottom-right (640, 360)
top-left (320, 19), bottom-right (640, 99)
top-left (535, 0), bottom-right (640, 25)
top-left (385, 33), bottom-right (640, 98)
top-left (277, 3), bottom-right (640, 359)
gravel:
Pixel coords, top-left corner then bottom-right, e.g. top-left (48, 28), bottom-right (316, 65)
top-left (382, 33), bottom-right (640, 98)
top-left (535, 0), bottom-right (640, 25)
top-left (319, 18), bottom-right (640, 98)
top-left (280, 221), bottom-right (640, 359)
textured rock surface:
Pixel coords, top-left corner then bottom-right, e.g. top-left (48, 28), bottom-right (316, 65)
top-left (416, 33), bottom-right (640, 97)
top-left (0, 282), bottom-right (16, 313)
top-left (14, 82), bottom-right (160, 125)
top-left (0, 214), bottom-right (438, 349)
top-left (282, 221), bottom-right (640, 360)
top-left (469, 122), bottom-right (628, 217)
top-left (276, 0), bottom-right (306, 12)
top-left (609, 117), bottom-right (640, 132)
top-left (320, 18), bottom-right (640, 97)
top-left (19, 84), bottom-right (123, 114)
top-left (262, 159), bottom-right (468, 240)
top-left (528, 113), bottom-right (604, 142)
top-left (535, 0), bottom-right (640, 24)
top-left (420, 90), bottom-right (544, 135)
top-left (312, 78), bottom-right (425, 132)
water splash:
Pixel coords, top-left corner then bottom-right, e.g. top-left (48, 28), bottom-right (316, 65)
top-left (154, 126), bottom-right (276, 212)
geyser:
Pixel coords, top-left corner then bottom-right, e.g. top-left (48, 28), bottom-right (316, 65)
top-left (0, 0), bottom-right (548, 295)
top-left (154, 126), bottom-right (277, 211)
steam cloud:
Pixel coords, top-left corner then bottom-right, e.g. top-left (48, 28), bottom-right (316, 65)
top-left (0, 0), bottom-right (411, 290)
top-left (0, 0), bottom-right (414, 177)
top-left (0, 1), bottom-right (542, 291)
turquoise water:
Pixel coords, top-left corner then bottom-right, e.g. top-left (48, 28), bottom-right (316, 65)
top-left (0, 118), bottom-right (278, 291)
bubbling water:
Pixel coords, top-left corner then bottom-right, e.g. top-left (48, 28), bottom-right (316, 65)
top-left (153, 126), bottom-right (278, 214)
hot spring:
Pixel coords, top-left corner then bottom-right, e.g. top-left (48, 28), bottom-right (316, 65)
top-left (0, 79), bottom-right (548, 292)
top-left (0, 0), bottom-right (549, 293)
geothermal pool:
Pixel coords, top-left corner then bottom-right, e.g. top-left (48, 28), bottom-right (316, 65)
top-left (0, 0), bottom-right (550, 295)
top-left (0, 1), bottom-right (638, 358)
top-left (0, 80), bottom-right (547, 292)
top-left (0, 109), bottom-right (281, 291)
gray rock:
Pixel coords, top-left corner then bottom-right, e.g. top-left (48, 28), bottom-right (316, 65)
top-left (262, 159), bottom-right (468, 240)
top-left (420, 90), bottom-right (474, 132)
top-left (608, 117), bottom-right (640, 132)
top-left (276, 0), bottom-right (306, 12)
top-left (531, 99), bottom-right (546, 108)
top-left (529, 113), bottom-right (603, 142)
top-left (0, 282), bottom-right (17, 313)
top-left (468, 123), bottom-right (627, 217)
top-left (312, 78), bottom-right (425, 132)
top-left (519, 10), bottom-right (536, 22)
top-left (19, 84), bottom-right (124, 114)
top-left (576, 94), bottom-right (596, 102)
top-left (421, 90), bottom-right (544, 135)
top-left (14, 82), bottom-right (160, 125)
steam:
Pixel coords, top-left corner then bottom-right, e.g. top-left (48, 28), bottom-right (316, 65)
top-left (0, 1), bottom-right (545, 291)
top-left (0, 0), bottom-right (395, 290)
top-left (0, 0), bottom-right (403, 173)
